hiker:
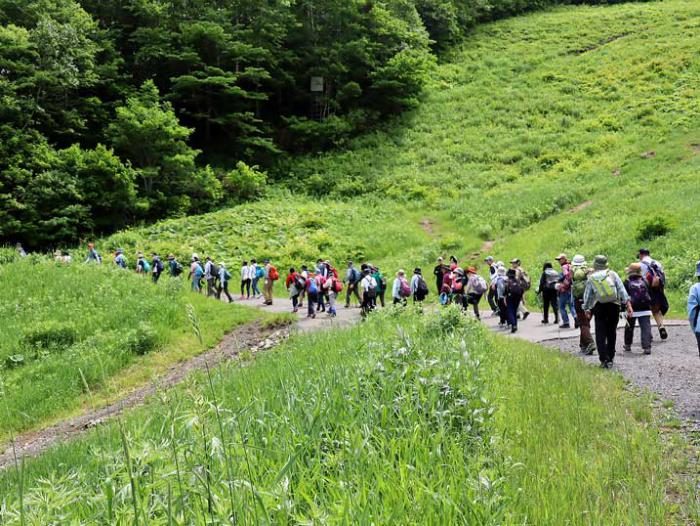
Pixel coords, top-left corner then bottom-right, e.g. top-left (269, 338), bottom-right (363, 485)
top-left (505, 268), bottom-right (524, 333)
top-left (485, 256), bottom-right (499, 315)
top-left (189, 255), bottom-right (203, 292)
top-left (85, 243), bottom-right (102, 264)
top-left (393, 269), bottom-right (410, 305)
top-left (16, 243), bottom-right (27, 258)
top-left (136, 252), bottom-right (150, 274)
top-left (411, 268), bottom-right (429, 303)
top-left (345, 261), bottom-right (362, 308)
top-left (263, 259), bottom-right (278, 305)
top-left (114, 249), bottom-right (128, 269)
top-left (305, 271), bottom-right (320, 319)
top-left (433, 257), bottom-right (448, 295)
top-left (204, 257), bottom-right (219, 297)
top-left (359, 268), bottom-right (378, 316)
top-left (218, 262), bottom-right (234, 302)
top-left (167, 254), bottom-right (184, 277)
top-left (495, 266), bottom-right (508, 326)
top-left (315, 270), bottom-right (328, 313)
top-left (638, 248), bottom-right (669, 340)
top-left (322, 272), bottom-right (340, 317)
top-left (449, 255), bottom-right (458, 270)
top-left (372, 265), bottom-right (387, 308)
top-left (688, 260), bottom-right (700, 356)
top-left (286, 267), bottom-right (303, 312)
top-left (623, 263), bottom-right (653, 355)
top-left (240, 260), bottom-right (252, 299)
top-left (151, 253), bottom-right (164, 283)
top-left (583, 255), bottom-right (632, 369)
top-left (510, 258), bottom-right (530, 320)
top-left (440, 268), bottom-right (453, 306)
top-left (555, 254), bottom-right (577, 329)
top-left (251, 259), bottom-right (262, 298)
top-left (537, 262), bottom-right (559, 325)
top-left (571, 255), bottom-right (595, 355)
top-left (298, 265), bottom-right (309, 308)
top-left (451, 268), bottom-right (467, 310)
top-left (466, 267), bottom-right (487, 319)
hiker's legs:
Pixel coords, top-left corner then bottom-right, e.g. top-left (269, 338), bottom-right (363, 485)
top-left (639, 316), bottom-right (652, 351)
top-left (345, 284), bottom-right (353, 307)
top-left (518, 299), bottom-right (529, 316)
top-left (240, 280), bottom-right (246, 296)
top-left (469, 293), bottom-right (481, 319)
top-left (605, 304), bottom-right (620, 362)
top-left (307, 292), bottom-right (317, 316)
top-left (379, 290), bottom-right (385, 308)
top-left (542, 290), bottom-right (554, 322)
top-left (575, 299), bottom-right (593, 349)
top-left (487, 287), bottom-right (498, 313)
top-left (263, 280), bottom-right (273, 304)
top-left (695, 332), bottom-right (700, 355)
top-left (191, 279), bottom-right (199, 292)
top-left (244, 279), bottom-right (251, 298)
top-left (498, 299), bottom-right (508, 324)
top-left (593, 307), bottom-right (609, 364)
top-left (558, 292), bottom-right (570, 325)
top-left (594, 303), bottom-right (619, 364)
top-left (292, 293), bottom-right (299, 310)
top-left (252, 277), bottom-right (261, 297)
top-left (506, 298), bottom-right (519, 329)
top-left (624, 316), bottom-right (636, 348)
top-left (222, 282), bottom-right (233, 303)
top-left (435, 278), bottom-right (442, 296)
top-left (328, 292), bottom-right (337, 314)
top-left (652, 310), bottom-right (665, 329)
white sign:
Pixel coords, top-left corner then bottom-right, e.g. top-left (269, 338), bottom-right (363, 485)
top-left (310, 76), bottom-right (324, 92)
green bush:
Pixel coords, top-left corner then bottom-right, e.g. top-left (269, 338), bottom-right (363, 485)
top-left (637, 216), bottom-right (673, 241)
top-left (21, 321), bottom-right (78, 351)
top-left (125, 323), bottom-right (160, 355)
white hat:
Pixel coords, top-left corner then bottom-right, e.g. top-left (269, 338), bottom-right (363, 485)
top-left (572, 254), bottom-right (586, 265)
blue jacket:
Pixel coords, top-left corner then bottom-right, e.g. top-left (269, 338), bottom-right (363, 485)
top-left (688, 283), bottom-right (700, 333)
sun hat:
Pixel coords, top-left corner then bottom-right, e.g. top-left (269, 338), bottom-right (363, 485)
top-left (467, 266), bottom-right (477, 274)
top-left (437, 256), bottom-right (444, 262)
top-left (572, 254), bottom-right (586, 265)
top-left (414, 267), bottom-right (422, 274)
top-left (555, 253), bottom-right (567, 261)
top-left (626, 262), bottom-right (643, 276)
top-left (454, 267), bottom-right (465, 276)
top-left (167, 253), bottom-right (175, 260)
top-left (397, 269), bottom-right (405, 276)
top-left (192, 253), bottom-right (199, 260)
top-left (593, 255), bottom-right (608, 271)
top-left (496, 261), bottom-right (504, 267)
top-left (484, 256), bottom-right (494, 263)
top-left (510, 258), bottom-right (520, 264)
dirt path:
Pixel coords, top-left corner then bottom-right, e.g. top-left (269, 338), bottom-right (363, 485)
top-left (0, 320), bottom-right (289, 470)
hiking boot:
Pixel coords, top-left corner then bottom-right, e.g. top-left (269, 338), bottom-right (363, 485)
top-left (623, 345), bottom-right (632, 352)
top-left (541, 319), bottom-right (549, 324)
top-left (643, 348), bottom-right (651, 355)
top-left (584, 344), bottom-right (596, 356)
top-left (574, 319), bottom-right (580, 329)
top-left (659, 327), bottom-right (668, 340)
top-left (522, 312), bottom-right (530, 320)
top-left (511, 327), bottom-right (518, 333)
top-left (559, 323), bottom-right (570, 329)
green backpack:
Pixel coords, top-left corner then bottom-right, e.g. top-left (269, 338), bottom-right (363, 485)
top-left (589, 270), bottom-right (617, 304)
top-left (571, 265), bottom-right (588, 299)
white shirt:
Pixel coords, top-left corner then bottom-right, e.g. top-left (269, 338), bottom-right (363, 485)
top-left (241, 265), bottom-right (251, 280)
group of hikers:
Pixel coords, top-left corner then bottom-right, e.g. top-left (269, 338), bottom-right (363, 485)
top-left (14, 241), bottom-right (700, 365)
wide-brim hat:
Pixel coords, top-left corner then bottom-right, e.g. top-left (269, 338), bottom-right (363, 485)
top-left (572, 254), bottom-right (586, 266)
top-left (626, 262), bottom-right (643, 277)
top-left (593, 255), bottom-right (608, 270)
top-left (454, 267), bottom-right (465, 276)
top-left (510, 258), bottom-right (520, 264)
top-left (555, 253), bottom-right (567, 261)
top-left (467, 266), bottom-right (477, 274)
top-left (414, 267), bottom-right (422, 274)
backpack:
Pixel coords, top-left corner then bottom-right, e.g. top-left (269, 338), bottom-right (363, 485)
top-left (294, 274), bottom-right (306, 291)
top-left (255, 266), bottom-right (264, 279)
top-left (507, 278), bottom-right (524, 299)
top-left (268, 266), bottom-right (279, 281)
top-left (209, 262), bottom-right (219, 278)
top-left (172, 261), bottom-right (184, 276)
top-left (399, 278), bottom-right (411, 298)
top-left (364, 277), bottom-right (377, 299)
top-left (646, 260), bottom-right (666, 289)
top-left (141, 260), bottom-right (151, 273)
top-left (544, 268), bottom-right (559, 291)
top-left (332, 278), bottom-right (344, 293)
top-left (472, 275), bottom-right (487, 295)
top-left (224, 270), bottom-right (232, 282)
top-left (518, 269), bottom-right (531, 291)
top-left (373, 273), bottom-right (384, 293)
top-left (451, 277), bottom-right (464, 293)
top-left (416, 276), bottom-right (429, 299)
top-left (627, 278), bottom-right (651, 309)
top-left (194, 264), bottom-right (204, 278)
top-left (571, 265), bottom-right (588, 299)
top-left (156, 260), bottom-right (165, 273)
top-left (350, 268), bottom-right (361, 284)
top-left (308, 279), bottom-right (318, 295)
top-left (589, 270), bottom-right (618, 304)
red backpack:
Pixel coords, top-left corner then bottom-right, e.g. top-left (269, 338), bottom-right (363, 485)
top-left (268, 265), bottom-right (279, 281)
top-left (332, 278), bottom-right (344, 293)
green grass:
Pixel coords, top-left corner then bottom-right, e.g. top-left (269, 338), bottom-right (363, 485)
top-left (0, 308), bottom-right (694, 524)
top-left (0, 259), bottom-right (266, 439)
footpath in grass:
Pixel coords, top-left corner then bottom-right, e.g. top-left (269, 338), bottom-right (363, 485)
top-left (0, 259), bottom-right (266, 440)
top-left (0, 308), bottom-right (695, 524)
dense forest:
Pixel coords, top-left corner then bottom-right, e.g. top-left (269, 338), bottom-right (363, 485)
top-left (1, 0), bottom-right (639, 248)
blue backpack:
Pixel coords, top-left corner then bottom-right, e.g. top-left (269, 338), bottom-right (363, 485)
top-left (255, 266), bottom-right (264, 279)
top-left (194, 264), bottom-right (204, 278)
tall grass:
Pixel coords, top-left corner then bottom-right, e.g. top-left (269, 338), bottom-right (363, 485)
top-left (0, 259), bottom-right (260, 438)
top-left (0, 308), bottom-right (692, 524)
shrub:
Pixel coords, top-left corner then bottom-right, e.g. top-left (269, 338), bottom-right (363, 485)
top-left (222, 162), bottom-right (267, 203)
top-left (21, 321), bottom-right (78, 351)
top-left (637, 216), bottom-right (672, 241)
top-left (124, 323), bottom-right (159, 355)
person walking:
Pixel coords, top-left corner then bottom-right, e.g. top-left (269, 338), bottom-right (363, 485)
top-left (218, 262), bottom-right (234, 303)
top-left (85, 243), bottom-right (102, 264)
top-left (251, 259), bottom-right (262, 298)
top-left (583, 255), bottom-right (632, 369)
top-left (505, 268), bottom-right (524, 333)
top-left (484, 256), bottom-right (499, 315)
top-left (638, 248), bottom-right (669, 340)
top-left (114, 249), bottom-right (128, 269)
top-left (344, 261), bottom-right (362, 308)
top-left (204, 257), bottom-right (217, 297)
top-left (537, 262), bottom-right (559, 325)
top-left (433, 257), bottom-right (448, 295)
top-left (571, 254), bottom-right (595, 355)
top-left (359, 268), bottom-right (378, 317)
top-left (262, 259), bottom-right (277, 305)
top-left (167, 254), bottom-right (183, 277)
top-left (510, 258), bottom-right (530, 320)
top-left (324, 273), bottom-right (340, 317)
top-left (411, 268), bottom-right (429, 304)
top-left (466, 267), bottom-right (486, 319)
top-left (555, 254), bottom-right (577, 329)
top-left (305, 272), bottom-right (319, 319)
top-left (240, 261), bottom-right (252, 299)
top-left (623, 263), bottom-right (653, 355)
top-left (189, 255), bottom-right (204, 292)
top-left (372, 265), bottom-right (387, 308)
top-left (285, 267), bottom-right (303, 312)
top-left (392, 269), bottom-right (410, 306)
top-left (136, 252), bottom-right (150, 274)
top-left (495, 266), bottom-right (508, 327)
top-left (688, 260), bottom-right (700, 357)
top-left (151, 253), bottom-right (164, 283)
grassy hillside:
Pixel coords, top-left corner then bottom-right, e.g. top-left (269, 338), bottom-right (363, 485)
top-left (0, 259), bottom-right (273, 439)
top-left (95, 0), bottom-right (700, 314)
top-left (1, 309), bottom-right (695, 524)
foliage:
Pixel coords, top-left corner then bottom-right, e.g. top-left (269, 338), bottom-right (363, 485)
top-left (0, 259), bottom-right (260, 437)
top-left (0, 311), bottom-right (687, 523)
top-left (637, 216), bottom-right (673, 242)
top-left (222, 161), bottom-right (267, 203)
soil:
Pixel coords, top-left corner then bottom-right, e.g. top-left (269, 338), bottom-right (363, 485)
top-left (420, 219), bottom-right (434, 236)
top-left (569, 200), bottom-right (593, 213)
top-left (570, 32), bottom-right (630, 55)
top-left (0, 320), bottom-right (290, 470)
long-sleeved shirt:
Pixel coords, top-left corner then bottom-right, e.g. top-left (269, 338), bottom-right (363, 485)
top-left (114, 254), bottom-right (127, 269)
top-left (688, 282), bottom-right (700, 333)
top-left (220, 267), bottom-right (229, 284)
top-left (495, 276), bottom-right (507, 300)
top-left (410, 274), bottom-right (421, 294)
top-left (248, 264), bottom-right (257, 280)
top-left (582, 270), bottom-right (629, 311)
top-left (85, 249), bottom-right (101, 264)
top-left (241, 265), bottom-right (251, 281)
top-left (204, 261), bottom-right (213, 279)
